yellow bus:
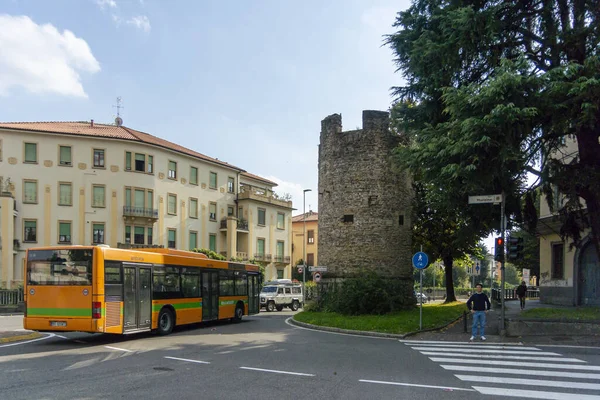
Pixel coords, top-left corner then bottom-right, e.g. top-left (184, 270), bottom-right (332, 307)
top-left (23, 245), bottom-right (261, 335)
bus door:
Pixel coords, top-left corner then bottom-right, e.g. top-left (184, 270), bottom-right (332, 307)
top-left (123, 263), bottom-right (152, 332)
top-left (248, 273), bottom-right (260, 314)
top-left (202, 271), bottom-right (219, 321)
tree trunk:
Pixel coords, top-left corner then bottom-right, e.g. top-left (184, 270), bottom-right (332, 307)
top-left (576, 129), bottom-right (600, 261)
top-left (443, 255), bottom-right (456, 303)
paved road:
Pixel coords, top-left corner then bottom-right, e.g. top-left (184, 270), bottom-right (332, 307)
top-left (1, 312), bottom-right (599, 400)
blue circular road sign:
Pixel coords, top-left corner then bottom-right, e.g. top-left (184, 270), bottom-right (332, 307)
top-left (412, 252), bottom-right (429, 270)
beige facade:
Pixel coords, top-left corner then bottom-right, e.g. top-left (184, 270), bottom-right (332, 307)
top-left (0, 122), bottom-right (293, 288)
top-left (291, 211), bottom-right (318, 268)
top-left (537, 136), bottom-right (598, 305)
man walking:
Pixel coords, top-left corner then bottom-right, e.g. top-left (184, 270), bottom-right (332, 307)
top-left (516, 281), bottom-right (528, 310)
top-left (466, 283), bottom-right (491, 341)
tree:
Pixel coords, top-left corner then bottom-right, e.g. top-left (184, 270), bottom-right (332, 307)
top-left (386, 0), bottom-right (600, 260)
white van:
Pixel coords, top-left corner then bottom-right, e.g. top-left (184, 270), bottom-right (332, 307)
top-left (260, 279), bottom-right (303, 312)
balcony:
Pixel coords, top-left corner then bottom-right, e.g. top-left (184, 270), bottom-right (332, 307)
top-left (220, 219), bottom-right (228, 230)
top-left (123, 206), bottom-right (159, 221)
top-left (117, 243), bottom-right (164, 249)
top-left (238, 184), bottom-right (293, 209)
top-left (236, 252), bottom-right (248, 261)
top-left (274, 255), bottom-right (291, 264)
top-left (237, 219), bottom-right (249, 231)
top-left (253, 253), bottom-right (272, 263)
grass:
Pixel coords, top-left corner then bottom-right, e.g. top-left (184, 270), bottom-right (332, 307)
top-left (521, 307), bottom-right (600, 321)
top-left (293, 302), bottom-right (466, 334)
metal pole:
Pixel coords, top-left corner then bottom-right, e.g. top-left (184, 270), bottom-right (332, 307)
top-left (433, 263), bottom-right (436, 302)
top-left (419, 245), bottom-right (423, 330)
top-left (302, 189), bottom-right (311, 306)
top-left (500, 191), bottom-right (506, 333)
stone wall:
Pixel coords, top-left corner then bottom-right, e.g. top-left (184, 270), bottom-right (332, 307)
top-left (317, 110), bottom-right (413, 279)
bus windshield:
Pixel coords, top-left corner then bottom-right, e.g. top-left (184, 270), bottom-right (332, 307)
top-left (27, 249), bottom-right (93, 286)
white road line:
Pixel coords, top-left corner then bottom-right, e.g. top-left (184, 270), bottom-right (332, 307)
top-left (456, 375), bottom-right (600, 390)
top-left (407, 343), bottom-right (540, 350)
top-left (104, 346), bottom-right (133, 353)
top-left (0, 333), bottom-right (55, 348)
top-left (216, 350), bottom-right (235, 354)
top-left (359, 379), bottom-right (476, 392)
top-left (472, 386), bottom-right (600, 400)
top-left (285, 318), bottom-right (394, 340)
top-left (441, 365), bottom-right (600, 380)
top-left (164, 356), bottom-right (210, 364)
top-left (55, 334), bottom-right (68, 339)
top-left (430, 357), bottom-right (599, 370)
top-left (400, 339), bottom-right (524, 345)
top-left (411, 346), bottom-right (560, 355)
top-left (419, 352), bottom-right (585, 362)
top-left (239, 366), bottom-right (315, 377)
top-left (536, 344), bottom-right (600, 350)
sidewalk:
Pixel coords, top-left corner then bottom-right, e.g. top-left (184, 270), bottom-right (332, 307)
top-left (0, 313), bottom-right (42, 343)
top-left (410, 299), bottom-right (600, 346)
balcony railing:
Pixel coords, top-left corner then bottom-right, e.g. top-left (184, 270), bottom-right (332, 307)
top-left (274, 255), bottom-right (283, 263)
top-left (253, 253), bottom-right (272, 262)
top-left (123, 206), bottom-right (159, 219)
top-left (220, 219), bottom-right (228, 230)
top-left (237, 219), bottom-right (249, 231)
top-left (236, 252), bottom-right (248, 260)
top-left (284, 256), bottom-right (291, 264)
top-left (117, 243), bottom-right (164, 249)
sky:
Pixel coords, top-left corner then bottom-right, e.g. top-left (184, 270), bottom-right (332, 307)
top-left (0, 0), bottom-right (411, 213)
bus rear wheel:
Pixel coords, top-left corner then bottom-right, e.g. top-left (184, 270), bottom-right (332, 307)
top-left (233, 303), bottom-right (244, 322)
top-left (157, 308), bottom-right (175, 335)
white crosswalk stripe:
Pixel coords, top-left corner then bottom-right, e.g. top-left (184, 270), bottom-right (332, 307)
top-left (400, 340), bottom-right (600, 400)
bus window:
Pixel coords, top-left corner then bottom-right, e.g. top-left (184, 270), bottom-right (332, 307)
top-left (181, 267), bottom-right (201, 298)
top-left (153, 266), bottom-right (181, 299)
top-left (27, 249), bottom-right (93, 286)
top-left (219, 270), bottom-right (234, 296)
top-left (234, 272), bottom-right (247, 296)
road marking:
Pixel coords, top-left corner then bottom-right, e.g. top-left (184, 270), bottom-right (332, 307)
top-left (164, 356), bottom-right (210, 364)
top-left (239, 366), bottom-right (315, 377)
top-left (419, 352), bottom-right (585, 362)
top-left (104, 346), bottom-right (133, 353)
top-left (216, 350), bottom-right (235, 354)
top-left (472, 386), bottom-right (600, 400)
top-left (430, 357), bottom-right (599, 370)
top-left (359, 379), bottom-right (476, 392)
top-left (0, 333), bottom-right (55, 348)
top-left (400, 339), bottom-right (524, 345)
top-left (55, 334), bottom-right (68, 339)
top-left (406, 343), bottom-right (540, 350)
top-left (285, 318), bottom-right (394, 341)
top-left (536, 344), bottom-right (600, 350)
top-left (411, 346), bottom-right (560, 355)
top-left (441, 365), bottom-right (600, 380)
top-left (456, 375), bottom-right (600, 390)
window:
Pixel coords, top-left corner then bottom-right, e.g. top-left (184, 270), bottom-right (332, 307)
top-left (277, 269), bottom-right (284, 279)
top-left (58, 182), bottom-right (72, 206)
top-left (125, 226), bottom-right (131, 243)
top-left (399, 215), bottom-right (404, 226)
top-left (190, 167), bottom-right (198, 185)
top-left (307, 230), bottom-right (314, 244)
top-left (277, 213), bottom-right (285, 229)
top-left (343, 214), bottom-right (354, 223)
top-left (276, 241), bottom-right (284, 260)
top-left (307, 253), bottom-right (314, 267)
top-left (147, 227), bottom-right (153, 245)
top-left (147, 191), bottom-right (154, 209)
top-left (153, 266), bottom-right (181, 299)
top-left (92, 223), bottom-right (105, 244)
top-left (209, 171), bottom-right (217, 189)
top-left (125, 187), bottom-right (154, 209)
top-left (134, 226), bottom-right (145, 244)
top-left (134, 189), bottom-right (145, 208)
top-left (181, 268), bottom-right (200, 298)
top-left (209, 202), bottom-right (217, 221)
top-left (227, 177), bottom-right (235, 193)
top-left (92, 185), bottom-right (105, 207)
top-left (23, 180), bottom-right (38, 204)
top-left (168, 161), bottom-right (177, 180)
top-left (58, 221), bottom-right (72, 243)
top-left (189, 198), bottom-right (198, 218)
top-left (209, 234), bottom-right (217, 252)
top-left (24, 220), bottom-right (37, 242)
top-left (24, 142), bottom-right (37, 163)
top-left (125, 152), bottom-right (153, 173)
top-left (167, 193), bottom-right (177, 215)
top-left (227, 205), bottom-right (234, 216)
top-left (93, 149), bottom-right (105, 168)
top-left (551, 243), bottom-right (564, 279)
top-left (189, 231), bottom-right (198, 250)
top-left (59, 146), bottom-right (72, 166)
top-left (219, 270), bottom-right (234, 296)
top-left (258, 208), bottom-right (266, 226)
top-left (257, 238), bottom-right (265, 256)
top-left (168, 229), bottom-right (176, 248)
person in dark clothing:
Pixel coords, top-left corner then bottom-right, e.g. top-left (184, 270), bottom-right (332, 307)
top-left (516, 281), bottom-right (528, 310)
top-left (466, 283), bottom-right (491, 341)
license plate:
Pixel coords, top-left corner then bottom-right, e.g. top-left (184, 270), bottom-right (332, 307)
top-left (50, 321), bottom-right (67, 327)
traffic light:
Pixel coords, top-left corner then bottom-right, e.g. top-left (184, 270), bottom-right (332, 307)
top-left (494, 237), bottom-right (504, 262)
top-left (507, 235), bottom-right (524, 261)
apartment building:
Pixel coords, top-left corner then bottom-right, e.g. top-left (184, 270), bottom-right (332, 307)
top-left (0, 121), bottom-right (293, 288)
top-left (537, 136), bottom-right (599, 306)
top-left (291, 211), bottom-right (318, 267)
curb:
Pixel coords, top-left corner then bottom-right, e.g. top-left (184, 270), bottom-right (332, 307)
top-left (289, 313), bottom-right (465, 339)
top-left (0, 332), bottom-right (42, 344)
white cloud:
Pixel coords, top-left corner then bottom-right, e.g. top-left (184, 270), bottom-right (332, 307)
top-left (126, 15), bottom-right (151, 32)
top-left (95, 0), bottom-right (117, 9)
top-left (0, 15), bottom-right (100, 98)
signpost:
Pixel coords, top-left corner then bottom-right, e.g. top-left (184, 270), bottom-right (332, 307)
top-left (314, 272), bottom-right (321, 282)
top-left (297, 266), bottom-right (303, 274)
top-left (412, 248), bottom-right (429, 330)
top-left (468, 194), bottom-right (503, 204)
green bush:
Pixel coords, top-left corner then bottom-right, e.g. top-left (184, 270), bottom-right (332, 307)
top-left (316, 270), bottom-right (415, 315)
top-left (191, 248), bottom-right (226, 261)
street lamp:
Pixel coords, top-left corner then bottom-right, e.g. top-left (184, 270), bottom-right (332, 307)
top-left (302, 189), bottom-right (312, 306)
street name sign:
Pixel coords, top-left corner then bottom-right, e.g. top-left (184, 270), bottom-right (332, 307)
top-left (309, 266), bottom-right (327, 272)
top-left (468, 194), bottom-right (503, 204)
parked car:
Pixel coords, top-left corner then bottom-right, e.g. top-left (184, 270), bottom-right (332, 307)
top-left (260, 279), bottom-right (303, 312)
top-left (414, 291), bottom-right (428, 303)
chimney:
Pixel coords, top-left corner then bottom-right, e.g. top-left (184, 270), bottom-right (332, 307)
top-left (90, 119), bottom-right (94, 127)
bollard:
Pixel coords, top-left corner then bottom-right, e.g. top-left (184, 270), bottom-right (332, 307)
top-left (463, 311), bottom-right (467, 333)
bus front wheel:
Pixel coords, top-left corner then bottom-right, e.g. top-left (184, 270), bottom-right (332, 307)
top-left (157, 308), bottom-right (175, 335)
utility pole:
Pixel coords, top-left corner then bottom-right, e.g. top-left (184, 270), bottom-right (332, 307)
top-left (500, 191), bottom-right (506, 334)
top-left (302, 189), bottom-right (311, 306)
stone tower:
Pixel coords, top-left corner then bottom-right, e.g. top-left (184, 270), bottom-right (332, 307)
top-left (318, 110), bottom-right (413, 279)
